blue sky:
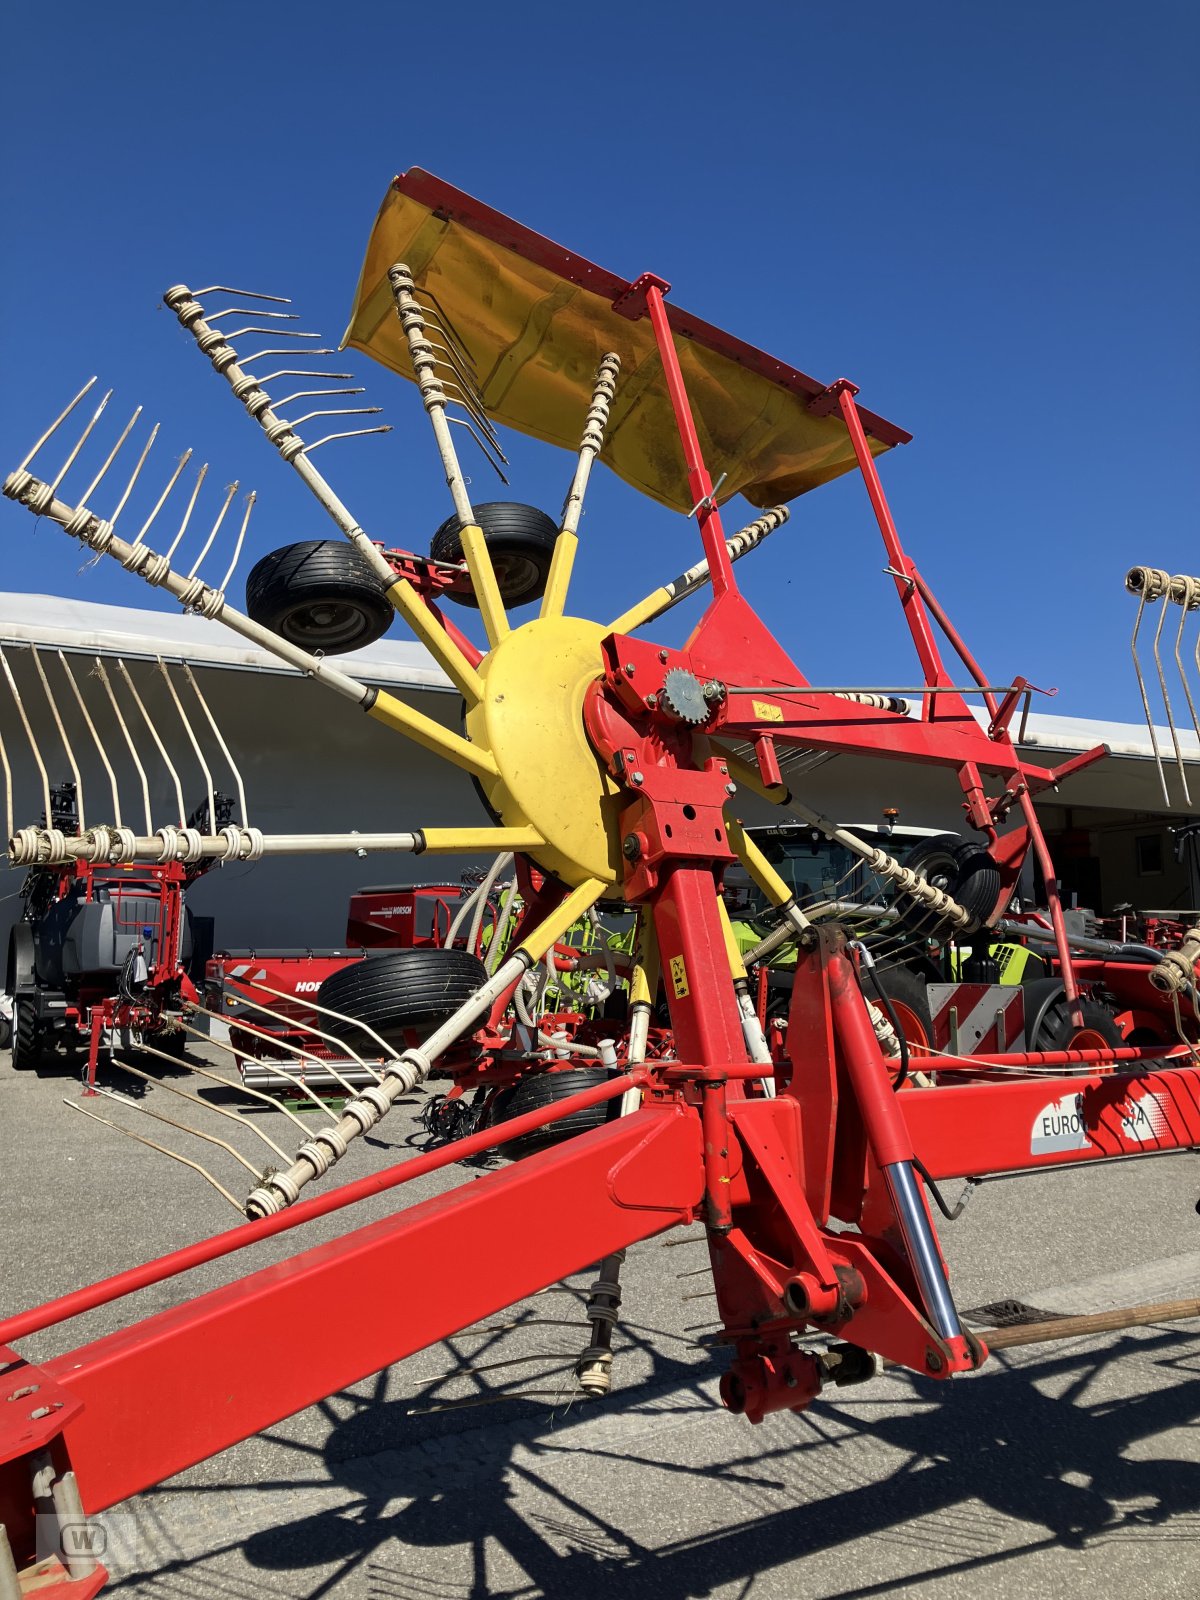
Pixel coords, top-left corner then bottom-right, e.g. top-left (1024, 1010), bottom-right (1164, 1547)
top-left (1, 1), bottom-right (1196, 724)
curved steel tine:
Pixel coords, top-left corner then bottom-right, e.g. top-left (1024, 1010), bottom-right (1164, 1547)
top-left (109, 422), bottom-right (160, 523)
top-left (300, 426), bottom-right (392, 452)
top-left (223, 326), bottom-right (321, 343)
top-left (163, 462), bottom-right (209, 561)
top-left (181, 659), bottom-right (249, 827)
top-left (185, 478), bottom-right (239, 580)
top-left (16, 376), bottom-right (96, 472)
top-left (1128, 577), bottom-right (1171, 806)
top-left (272, 387), bottom-right (366, 408)
top-left (255, 369), bottom-right (354, 383)
top-left (410, 287), bottom-right (479, 373)
top-left (63, 655), bottom-right (122, 824)
top-left (131, 449), bottom-right (193, 549)
top-left (0, 644), bottom-right (52, 829)
top-left (92, 657), bottom-right (152, 833)
top-left (1169, 575), bottom-right (1200, 742)
top-left (77, 406), bottom-right (143, 507)
top-left (446, 415), bottom-right (510, 483)
top-left (215, 489), bottom-right (255, 600)
top-left (29, 650), bottom-right (85, 831)
top-left (192, 285), bottom-right (291, 303)
top-left (64, 1099), bottom-right (245, 1214)
top-left (286, 406), bottom-right (382, 427)
top-left (48, 388), bottom-right (113, 493)
top-left (157, 657), bottom-right (215, 839)
top-left (205, 308), bottom-right (299, 324)
top-left (116, 658), bottom-right (186, 826)
top-left (239, 347), bottom-right (337, 366)
top-left (1152, 587), bottom-right (1191, 805)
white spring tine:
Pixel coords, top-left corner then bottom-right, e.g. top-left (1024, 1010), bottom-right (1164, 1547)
top-left (92, 657), bottom-right (152, 833)
top-left (286, 406), bottom-right (383, 427)
top-left (169, 1037), bottom-right (312, 1135)
top-left (1170, 576), bottom-right (1200, 742)
top-left (1152, 584), bottom-right (1191, 805)
top-left (272, 387), bottom-right (365, 408)
top-left (183, 1001), bottom-right (342, 1119)
top-left (238, 346), bottom-right (337, 366)
top-left (163, 462), bottom-right (209, 562)
top-left (93, 1082), bottom-right (264, 1179)
top-left (111, 1051), bottom-right (291, 1162)
top-left (157, 658), bottom-right (215, 833)
top-left (180, 662), bottom-right (249, 826)
top-left (256, 369), bottom-right (353, 384)
top-left (1127, 574), bottom-right (1171, 806)
top-left (109, 421), bottom-right (160, 523)
top-left (206, 308), bottom-right (299, 325)
top-left (131, 449), bottom-right (193, 549)
top-left (116, 659), bottom-right (185, 824)
top-left (16, 376), bottom-right (97, 472)
top-left (445, 414), bottom-right (510, 481)
top-left (48, 388), bottom-right (113, 494)
top-left (192, 286), bottom-right (291, 302)
top-left (301, 426), bottom-right (392, 453)
top-left (222, 325), bottom-right (321, 342)
top-left (232, 974), bottom-right (400, 1065)
top-left (215, 489), bottom-right (255, 599)
top-left (0, 706), bottom-right (13, 843)
top-left (77, 405), bottom-right (143, 507)
top-left (63, 1099), bottom-right (244, 1214)
top-left (184, 478), bottom-right (238, 579)
top-left (59, 655), bottom-right (122, 825)
top-left (220, 982), bottom-right (384, 1086)
top-left (0, 645), bottom-right (51, 830)
top-left (29, 650), bottom-right (85, 831)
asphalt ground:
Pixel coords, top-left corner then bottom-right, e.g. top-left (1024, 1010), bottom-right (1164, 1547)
top-left (3, 1043), bottom-right (1200, 1600)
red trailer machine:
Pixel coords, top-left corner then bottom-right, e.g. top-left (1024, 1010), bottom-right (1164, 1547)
top-left (1, 168), bottom-right (1199, 1594)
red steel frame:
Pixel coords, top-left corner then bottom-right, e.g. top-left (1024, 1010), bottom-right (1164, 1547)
top-left (3, 243), bottom-right (1197, 1594)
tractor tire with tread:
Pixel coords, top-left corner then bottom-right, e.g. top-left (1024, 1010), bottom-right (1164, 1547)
top-left (431, 503), bottom-right (558, 609)
top-left (491, 1066), bottom-right (616, 1161)
top-left (871, 965), bottom-right (934, 1052)
top-left (317, 948), bottom-right (489, 1050)
top-left (245, 540), bottom-right (393, 654)
top-left (10, 999), bottom-right (44, 1072)
top-left (1024, 979), bottom-right (1124, 1052)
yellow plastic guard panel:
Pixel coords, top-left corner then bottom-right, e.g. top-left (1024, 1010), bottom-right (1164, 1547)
top-left (344, 170), bottom-right (910, 515)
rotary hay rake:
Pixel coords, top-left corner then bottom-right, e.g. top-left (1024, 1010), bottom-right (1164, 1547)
top-left (2, 166), bottom-right (1200, 1595)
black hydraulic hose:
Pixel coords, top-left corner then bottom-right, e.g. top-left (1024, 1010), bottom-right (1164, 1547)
top-left (853, 948), bottom-right (909, 1092)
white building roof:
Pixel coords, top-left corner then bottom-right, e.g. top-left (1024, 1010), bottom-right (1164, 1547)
top-left (0, 592), bottom-right (455, 693)
top-left (1, 592), bottom-right (1197, 766)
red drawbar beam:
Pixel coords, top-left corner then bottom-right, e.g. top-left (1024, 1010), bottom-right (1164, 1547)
top-left (903, 1065), bottom-right (1200, 1180)
top-left (43, 1106), bottom-right (702, 1511)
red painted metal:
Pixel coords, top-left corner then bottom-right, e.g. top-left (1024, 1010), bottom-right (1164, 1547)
top-left (45, 1105), bottom-right (701, 1511)
top-left (9, 186), bottom-right (1200, 1595)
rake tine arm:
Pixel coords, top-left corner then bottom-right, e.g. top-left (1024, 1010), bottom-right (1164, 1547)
top-left (541, 353), bottom-right (621, 620)
top-left (609, 507), bottom-right (790, 635)
top-left (1, 471), bottom-right (497, 780)
top-left (160, 284), bottom-right (483, 703)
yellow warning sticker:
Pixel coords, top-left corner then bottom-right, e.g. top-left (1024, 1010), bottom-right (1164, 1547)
top-left (751, 699), bottom-right (784, 723)
top-left (669, 955), bottom-right (690, 998)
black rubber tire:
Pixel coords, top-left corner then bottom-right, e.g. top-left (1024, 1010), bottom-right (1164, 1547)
top-left (6, 925), bottom-right (35, 997)
top-left (244, 541), bottom-right (392, 654)
top-left (0, 1009), bottom-right (11, 1051)
top-left (950, 840), bottom-right (1003, 928)
top-left (871, 965), bottom-right (934, 1051)
top-left (894, 834), bottom-right (1001, 937)
top-left (10, 999), bottom-right (43, 1071)
top-left (431, 503), bottom-right (558, 608)
top-left (316, 948), bottom-right (488, 1050)
top-left (1025, 981), bottom-right (1124, 1052)
top-left (491, 1066), bottom-right (615, 1160)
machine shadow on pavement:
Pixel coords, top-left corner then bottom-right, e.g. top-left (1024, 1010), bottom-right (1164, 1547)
top-left (108, 1326), bottom-right (1200, 1600)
